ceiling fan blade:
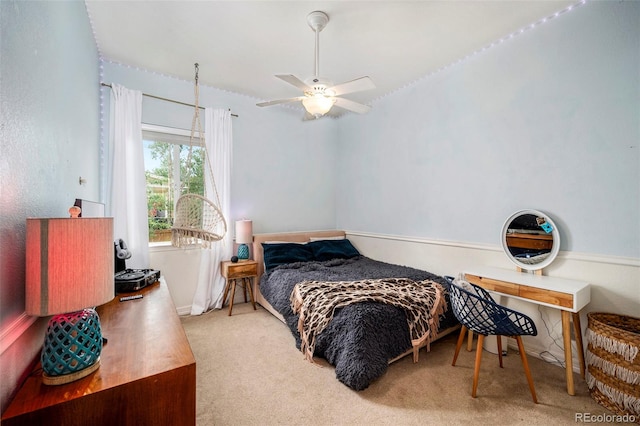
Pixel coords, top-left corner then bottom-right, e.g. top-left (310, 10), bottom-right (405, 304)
top-left (275, 75), bottom-right (311, 92)
top-left (256, 96), bottom-right (306, 107)
top-left (328, 76), bottom-right (375, 96)
top-left (334, 97), bottom-right (371, 114)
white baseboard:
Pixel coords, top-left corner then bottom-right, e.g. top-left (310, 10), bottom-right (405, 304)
top-left (176, 305), bottom-right (192, 316)
top-left (506, 338), bottom-right (578, 373)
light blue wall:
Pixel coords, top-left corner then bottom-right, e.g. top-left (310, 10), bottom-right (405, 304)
top-left (102, 62), bottom-right (339, 234)
top-left (336, 1), bottom-right (639, 259)
top-left (0, 0), bottom-right (101, 410)
top-left (0, 0), bottom-right (101, 337)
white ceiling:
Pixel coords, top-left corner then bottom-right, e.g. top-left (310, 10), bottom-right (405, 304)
top-left (86, 0), bottom-right (578, 116)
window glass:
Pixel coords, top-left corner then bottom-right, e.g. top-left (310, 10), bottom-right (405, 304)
top-left (142, 126), bottom-right (204, 243)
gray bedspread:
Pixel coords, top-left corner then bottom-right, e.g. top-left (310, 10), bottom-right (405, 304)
top-left (259, 256), bottom-right (457, 390)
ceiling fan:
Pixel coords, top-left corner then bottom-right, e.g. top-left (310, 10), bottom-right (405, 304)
top-left (256, 11), bottom-right (375, 119)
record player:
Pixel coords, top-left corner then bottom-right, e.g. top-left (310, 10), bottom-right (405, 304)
top-left (115, 268), bottom-right (161, 293)
top-left (114, 239), bottom-right (160, 293)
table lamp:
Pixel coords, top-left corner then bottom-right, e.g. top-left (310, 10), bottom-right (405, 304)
top-left (25, 216), bottom-right (114, 385)
top-left (235, 219), bottom-right (253, 260)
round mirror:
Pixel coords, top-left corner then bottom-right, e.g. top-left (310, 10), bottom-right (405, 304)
top-left (501, 209), bottom-right (560, 271)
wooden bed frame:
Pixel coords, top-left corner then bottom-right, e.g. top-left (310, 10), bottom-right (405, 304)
top-left (251, 230), bottom-right (459, 363)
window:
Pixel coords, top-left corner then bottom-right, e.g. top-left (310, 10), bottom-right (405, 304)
top-left (142, 124), bottom-right (205, 243)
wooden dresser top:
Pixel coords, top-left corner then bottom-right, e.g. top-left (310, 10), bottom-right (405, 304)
top-left (2, 277), bottom-right (195, 418)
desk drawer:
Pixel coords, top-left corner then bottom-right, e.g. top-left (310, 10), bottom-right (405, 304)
top-left (465, 273), bottom-right (574, 309)
top-left (465, 275), bottom-right (519, 296)
top-left (519, 285), bottom-right (573, 309)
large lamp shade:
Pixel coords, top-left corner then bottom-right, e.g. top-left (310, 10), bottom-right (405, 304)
top-left (25, 217), bottom-right (114, 385)
top-left (26, 218), bottom-right (114, 316)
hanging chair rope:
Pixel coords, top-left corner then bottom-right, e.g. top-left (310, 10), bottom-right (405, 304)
top-left (171, 63), bottom-right (227, 248)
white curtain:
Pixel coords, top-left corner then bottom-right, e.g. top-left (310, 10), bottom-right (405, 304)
top-left (108, 84), bottom-right (150, 269)
top-left (191, 108), bottom-right (233, 314)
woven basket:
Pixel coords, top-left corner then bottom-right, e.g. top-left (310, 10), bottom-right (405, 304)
top-left (585, 312), bottom-right (640, 422)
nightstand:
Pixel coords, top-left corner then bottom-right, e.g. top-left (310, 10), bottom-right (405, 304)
top-left (220, 260), bottom-right (258, 316)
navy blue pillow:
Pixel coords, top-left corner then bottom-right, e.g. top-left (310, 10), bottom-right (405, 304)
top-left (308, 239), bottom-right (360, 261)
top-left (262, 243), bottom-right (314, 272)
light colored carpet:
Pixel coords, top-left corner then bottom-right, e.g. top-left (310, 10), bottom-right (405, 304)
top-left (181, 303), bottom-right (616, 426)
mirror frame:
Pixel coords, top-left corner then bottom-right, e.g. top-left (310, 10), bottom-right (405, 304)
top-left (501, 209), bottom-right (560, 271)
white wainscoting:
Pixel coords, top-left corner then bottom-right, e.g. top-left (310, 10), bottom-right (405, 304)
top-left (149, 244), bottom-right (201, 315)
top-left (149, 243), bottom-right (248, 316)
top-left (346, 231), bottom-right (640, 372)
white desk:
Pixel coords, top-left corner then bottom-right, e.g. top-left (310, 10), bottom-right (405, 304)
top-left (463, 267), bottom-right (590, 396)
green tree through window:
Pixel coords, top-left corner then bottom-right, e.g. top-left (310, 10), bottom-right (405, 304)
top-left (144, 127), bottom-right (205, 243)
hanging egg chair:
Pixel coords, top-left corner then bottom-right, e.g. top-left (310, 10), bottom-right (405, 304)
top-left (171, 63), bottom-right (227, 248)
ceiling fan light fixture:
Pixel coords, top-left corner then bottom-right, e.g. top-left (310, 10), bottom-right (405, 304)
top-left (302, 95), bottom-right (335, 118)
top-left (257, 10), bottom-right (375, 119)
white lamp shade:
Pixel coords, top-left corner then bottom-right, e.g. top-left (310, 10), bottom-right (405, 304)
top-left (235, 220), bottom-right (253, 245)
top-left (26, 218), bottom-right (115, 316)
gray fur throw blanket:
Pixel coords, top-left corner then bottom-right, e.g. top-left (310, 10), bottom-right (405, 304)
top-left (291, 278), bottom-right (446, 363)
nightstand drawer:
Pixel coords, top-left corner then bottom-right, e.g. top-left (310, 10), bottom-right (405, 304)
top-left (222, 261), bottom-right (258, 279)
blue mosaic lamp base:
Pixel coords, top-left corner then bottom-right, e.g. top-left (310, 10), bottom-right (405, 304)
top-left (41, 308), bottom-right (103, 385)
top-left (237, 243), bottom-right (249, 260)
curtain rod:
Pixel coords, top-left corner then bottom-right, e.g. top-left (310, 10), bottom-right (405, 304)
top-left (101, 83), bottom-right (238, 117)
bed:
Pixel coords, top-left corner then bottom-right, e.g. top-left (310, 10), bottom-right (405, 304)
top-left (252, 230), bottom-right (459, 390)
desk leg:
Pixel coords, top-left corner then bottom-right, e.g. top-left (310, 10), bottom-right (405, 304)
top-left (572, 312), bottom-right (586, 378)
top-left (561, 310), bottom-right (575, 395)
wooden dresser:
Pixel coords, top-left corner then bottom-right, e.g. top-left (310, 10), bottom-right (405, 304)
top-left (1, 278), bottom-right (196, 426)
